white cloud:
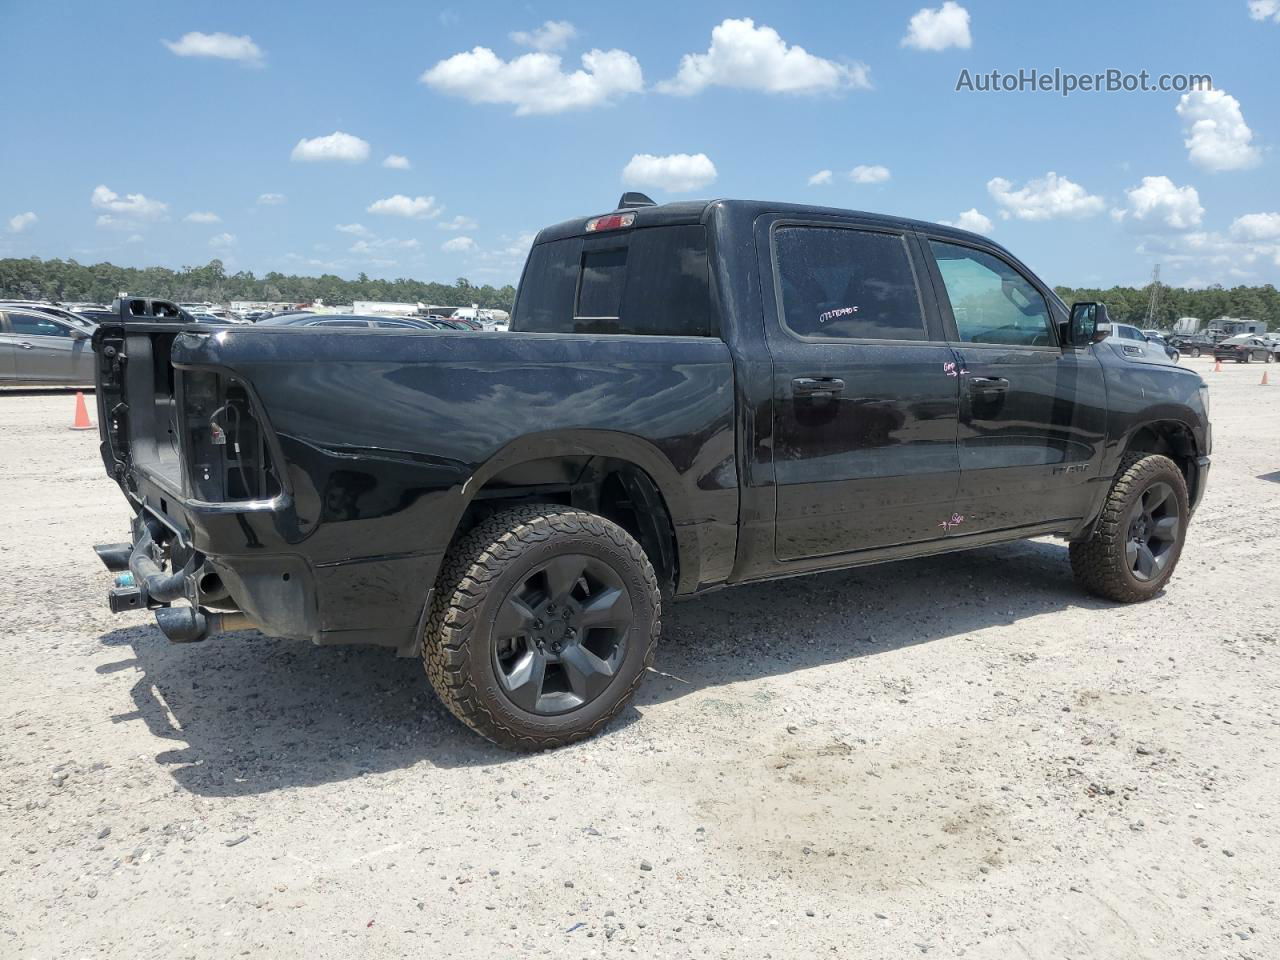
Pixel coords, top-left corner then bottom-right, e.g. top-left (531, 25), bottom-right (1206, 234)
top-left (183, 211), bottom-right (221, 223)
top-left (439, 215), bottom-right (478, 231)
top-left (659, 18), bottom-right (870, 95)
top-left (209, 232), bottom-right (236, 249)
top-left (940, 208), bottom-right (994, 235)
top-left (442, 236), bottom-right (477, 253)
top-left (8, 212), bottom-right (37, 233)
top-left (1249, 1), bottom-right (1280, 23)
top-left (986, 172), bottom-right (1105, 221)
top-left (335, 223), bottom-right (371, 236)
top-left (1176, 89), bottom-right (1261, 172)
top-left (291, 131), bottom-right (370, 164)
top-left (382, 154), bottom-right (411, 170)
top-left (510, 20), bottom-right (577, 52)
top-left (1137, 228), bottom-right (1280, 277)
top-left (808, 169), bottom-right (833, 186)
top-left (126, 234), bottom-right (144, 244)
top-left (850, 164), bottom-right (890, 184)
top-left (91, 184), bottom-right (168, 220)
top-left (901, 2), bottom-right (972, 51)
top-left (351, 237), bottom-right (420, 254)
top-left (622, 153), bottom-right (718, 193)
top-left (1230, 212), bottom-right (1280, 241)
top-left (162, 32), bottom-right (263, 65)
top-left (367, 194), bottom-right (442, 219)
top-left (257, 193), bottom-right (286, 206)
top-left (422, 46), bottom-right (642, 115)
top-left (1111, 176), bottom-right (1203, 230)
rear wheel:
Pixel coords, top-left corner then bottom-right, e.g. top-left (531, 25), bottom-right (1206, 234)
top-left (1070, 454), bottom-right (1189, 603)
top-left (1190, 347), bottom-right (1201, 358)
top-left (1169, 351), bottom-right (1180, 364)
top-left (1243, 352), bottom-right (1251, 363)
top-left (422, 504), bottom-right (660, 750)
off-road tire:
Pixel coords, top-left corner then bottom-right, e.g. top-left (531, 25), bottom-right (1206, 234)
top-left (1069, 453), bottom-right (1189, 603)
top-left (423, 504), bottom-right (660, 750)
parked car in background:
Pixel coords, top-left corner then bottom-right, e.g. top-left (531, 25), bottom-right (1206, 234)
top-left (1213, 333), bottom-right (1274, 363)
top-left (255, 313), bottom-right (445, 329)
top-left (1169, 333), bottom-right (1215, 358)
top-left (1139, 330), bottom-right (1180, 363)
top-left (0, 307), bottom-right (95, 385)
top-left (1105, 322), bottom-right (1178, 363)
top-left (0, 301), bottom-right (98, 331)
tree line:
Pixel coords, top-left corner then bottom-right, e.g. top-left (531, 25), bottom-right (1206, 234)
top-left (0, 257), bottom-right (517, 312)
top-left (1053, 282), bottom-right (1280, 330)
top-left (3, 255), bottom-right (1278, 331)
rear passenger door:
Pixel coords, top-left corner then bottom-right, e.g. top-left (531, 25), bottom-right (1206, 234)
top-left (760, 219), bottom-right (962, 560)
top-left (921, 237), bottom-right (1107, 534)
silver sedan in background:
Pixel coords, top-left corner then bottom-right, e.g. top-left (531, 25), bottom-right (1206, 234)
top-left (0, 307), bottom-right (96, 386)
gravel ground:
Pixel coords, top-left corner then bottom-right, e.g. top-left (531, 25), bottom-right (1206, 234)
top-left (2, 355), bottom-right (1278, 959)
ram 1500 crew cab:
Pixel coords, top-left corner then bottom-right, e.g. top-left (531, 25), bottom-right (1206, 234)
top-left (92, 195), bottom-right (1211, 749)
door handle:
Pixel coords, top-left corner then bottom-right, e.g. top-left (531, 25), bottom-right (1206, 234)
top-left (792, 376), bottom-right (845, 396)
top-left (969, 376), bottom-right (1008, 392)
top-left (18, 341), bottom-right (34, 349)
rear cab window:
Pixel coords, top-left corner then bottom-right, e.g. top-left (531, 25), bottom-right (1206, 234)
top-left (512, 225), bottom-right (714, 337)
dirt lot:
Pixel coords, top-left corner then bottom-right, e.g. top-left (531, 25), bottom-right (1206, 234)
top-left (2, 355), bottom-right (1278, 959)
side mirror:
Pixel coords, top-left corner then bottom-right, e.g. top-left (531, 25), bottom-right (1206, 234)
top-left (1067, 301), bottom-right (1111, 346)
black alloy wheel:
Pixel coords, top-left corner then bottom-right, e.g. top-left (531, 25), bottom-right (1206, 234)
top-left (422, 504), bottom-right (660, 750)
top-left (1125, 482), bottom-right (1180, 582)
top-left (491, 554), bottom-right (633, 715)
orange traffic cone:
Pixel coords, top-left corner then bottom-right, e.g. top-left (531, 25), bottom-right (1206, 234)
top-left (1263, 370), bottom-right (1271, 386)
top-left (70, 391), bottom-right (94, 431)
top-left (1213, 359), bottom-right (1222, 372)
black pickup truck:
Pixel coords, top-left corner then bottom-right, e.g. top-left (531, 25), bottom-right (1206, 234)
top-left (91, 195), bottom-right (1212, 749)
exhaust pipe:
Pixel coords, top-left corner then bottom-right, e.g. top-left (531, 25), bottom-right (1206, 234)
top-left (154, 607), bottom-right (256, 643)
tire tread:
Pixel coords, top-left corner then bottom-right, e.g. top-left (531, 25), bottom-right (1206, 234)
top-left (1069, 453), bottom-right (1188, 603)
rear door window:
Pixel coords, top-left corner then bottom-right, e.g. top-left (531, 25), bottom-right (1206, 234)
top-left (772, 226), bottom-right (927, 341)
top-left (513, 225), bottom-right (712, 336)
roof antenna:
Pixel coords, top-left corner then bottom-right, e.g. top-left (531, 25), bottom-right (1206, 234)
top-left (617, 192), bottom-right (656, 210)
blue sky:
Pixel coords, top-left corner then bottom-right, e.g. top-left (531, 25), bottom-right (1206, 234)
top-left (1, 0), bottom-right (1277, 289)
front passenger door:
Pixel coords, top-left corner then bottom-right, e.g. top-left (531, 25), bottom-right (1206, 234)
top-left (923, 239), bottom-right (1106, 534)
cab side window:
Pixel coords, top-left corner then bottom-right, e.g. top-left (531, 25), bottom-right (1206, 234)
top-left (773, 226), bottom-right (927, 340)
top-left (929, 241), bottom-right (1054, 347)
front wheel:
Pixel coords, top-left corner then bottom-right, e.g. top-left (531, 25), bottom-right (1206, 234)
top-left (1169, 351), bottom-right (1180, 364)
top-left (1190, 347), bottom-right (1201, 358)
top-left (422, 504), bottom-right (660, 750)
top-left (1069, 454), bottom-right (1189, 603)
